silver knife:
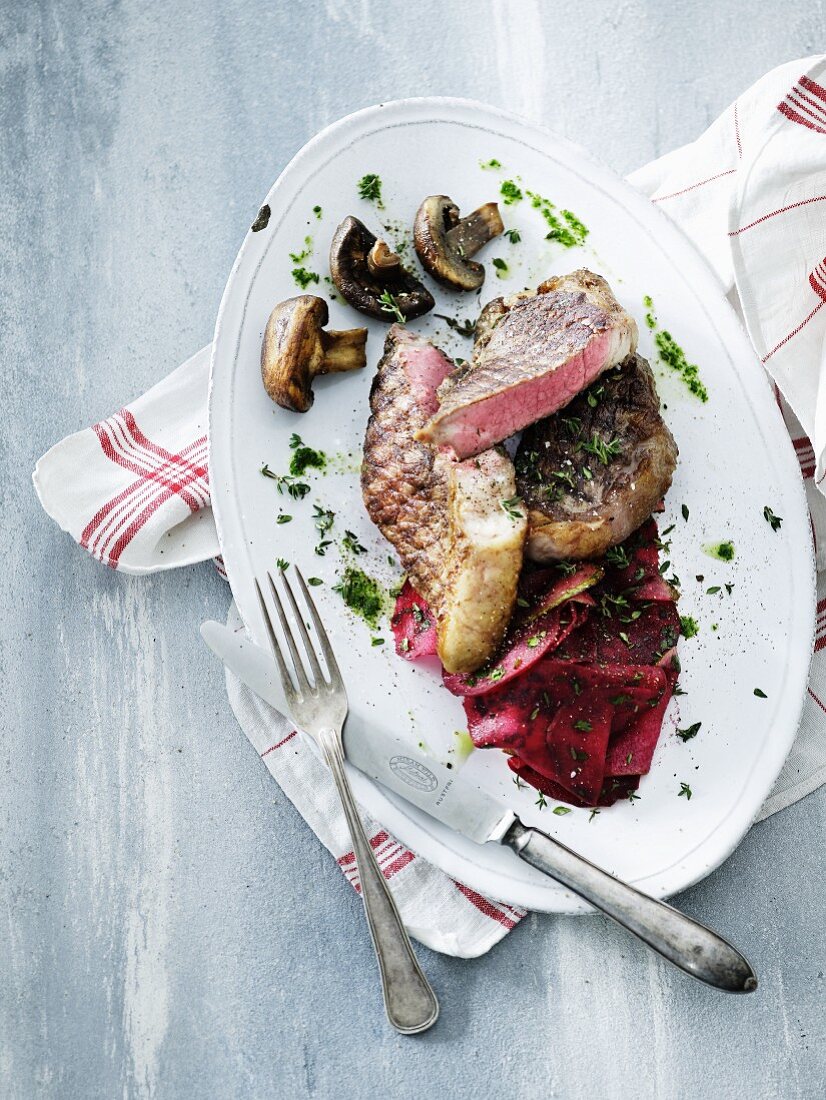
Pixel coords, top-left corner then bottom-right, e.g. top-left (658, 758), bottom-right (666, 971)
top-left (202, 619), bottom-right (758, 993)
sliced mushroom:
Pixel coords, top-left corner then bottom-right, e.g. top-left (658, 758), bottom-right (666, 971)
top-left (413, 196), bottom-right (504, 291)
top-left (261, 294), bottom-right (367, 413)
top-left (329, 216), bottom-right (434, 322)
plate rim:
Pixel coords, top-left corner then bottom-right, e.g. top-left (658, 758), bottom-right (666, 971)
top-left (208, 95), bottom-right (815, 913)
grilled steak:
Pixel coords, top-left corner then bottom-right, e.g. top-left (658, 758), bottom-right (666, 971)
top-left (362, 326), bottom-right (526, 672)
top-left (417, 270), bottom-right (637, 459)
top-left (362, 327), bottom-right (453, 607)
top-left (515, 353), bottom-right (678, 562)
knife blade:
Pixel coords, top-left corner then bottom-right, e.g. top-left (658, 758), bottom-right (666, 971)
top-left (201, 618), bottom-right (758, 993)
top-left (200, 619), bottom-right (515, 846)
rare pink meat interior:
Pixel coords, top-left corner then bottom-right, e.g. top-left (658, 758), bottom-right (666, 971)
top-left (417, 270), bottom-right (638, 459)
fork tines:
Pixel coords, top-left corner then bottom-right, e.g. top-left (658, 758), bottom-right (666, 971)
top-left (254, 566), bottom-right (342, 699)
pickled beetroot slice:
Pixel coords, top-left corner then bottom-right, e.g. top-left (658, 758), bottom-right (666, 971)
top-left (443, 603), bottom-right (587, 697)
top-left (508, 757), bottom-right (641, 808)
top-left (609, 518), bottom-right (661, 588)
top-left (518, 564), bottom-right (602, 622)
top-left (540, 696), bottom-right (614, 803)
top-left (464, 660), bottom-right (662, 749)
top-left (603, 650), bottom-right (679, 777)
top-left (463, 666), bottom-right (615, 802)
top-left (601, 518), bottom-right (676, 603)
top-left (605, 680), bottom-right (673, 776)
top-left (391, 580), bottom-right (437, 660)
top-left (443, 566), bottom-right (601, 697)
top-left (634, 575), bottom-right (678, 602)
top-left (465, 660), bottom-right (666, 804)
top-left (557, 598), bottom-right (681, 667)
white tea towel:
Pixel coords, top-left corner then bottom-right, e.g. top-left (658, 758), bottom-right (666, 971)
top-left (34, 348), bottom-right (216, 573)
top-left (34, 55), bottom-right (826, 955)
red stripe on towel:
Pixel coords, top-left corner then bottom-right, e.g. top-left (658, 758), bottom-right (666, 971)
top-left (652, 168), bottom-right (736, 203)
top-left (453, 882), bottom-right (520, 929)
top-left (261, 731), bottom-right (298, 757)
top-left (80, 408), bottom-right (209, 567)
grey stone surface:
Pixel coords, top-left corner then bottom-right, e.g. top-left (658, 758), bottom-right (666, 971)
top-left (2, 1), bottom-right (824, 1097)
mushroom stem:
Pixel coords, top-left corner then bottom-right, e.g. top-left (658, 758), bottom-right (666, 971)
top-left (445, 202), bottom-right (504, 259)
top-left (320, 328), bottom-right (368, 374)
top-left (260, 294), bottom-right (367, 413)
top-left (367, 239), bottom-right (401, 278)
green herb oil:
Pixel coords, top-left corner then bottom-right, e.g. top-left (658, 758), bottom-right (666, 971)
top-left (704, 541), bottom-right (735, 561)
top-left (333, 567), bottom-right (385, 629)
top-left (644, 294), bottom-right (709, 401)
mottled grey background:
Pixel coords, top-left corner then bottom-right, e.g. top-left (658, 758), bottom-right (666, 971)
top-left (2, 1), bottom-right (824, 1097)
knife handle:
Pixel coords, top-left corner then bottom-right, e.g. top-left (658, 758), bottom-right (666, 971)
top-left (504, 819), bottom-right (757, 993)
top-left (317, 727), bottom-right (440, 1034)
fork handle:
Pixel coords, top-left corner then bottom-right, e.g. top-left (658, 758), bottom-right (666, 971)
top-left (317, 727), bottom-right (439, 1034)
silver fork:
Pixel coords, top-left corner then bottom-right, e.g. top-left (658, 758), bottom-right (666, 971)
top-left (254, 566), bottom-right (439, 1035)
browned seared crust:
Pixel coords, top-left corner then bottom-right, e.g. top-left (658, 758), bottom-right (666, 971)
top-left (361, 327), bottom-right (451, 610)
top-left (516, 353), bottom-right (678, 561)
top-left (472, 296), bottom-right (509, 355)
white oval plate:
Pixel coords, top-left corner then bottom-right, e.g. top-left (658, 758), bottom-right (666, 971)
top-left (209, 98), bottom-right (814, 914)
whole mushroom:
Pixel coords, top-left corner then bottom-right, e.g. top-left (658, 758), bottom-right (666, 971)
top-left (329, 216), bottom-right (434, 322)
top-left (260, 295), bottom-right (367, 413)
top-left (413, 196), bottom-right (504, 291)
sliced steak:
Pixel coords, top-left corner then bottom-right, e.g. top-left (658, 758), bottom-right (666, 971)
top-left (515, 353), bottom-right (678, 561)
top-left (362, 326), bottom-right (526, 672)
top-left (438, 450), bottom-right (527, 672)
top-left (362, 327), bottom-right (453, 606)
top-left (417, 269), bottom-right (637, 459)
